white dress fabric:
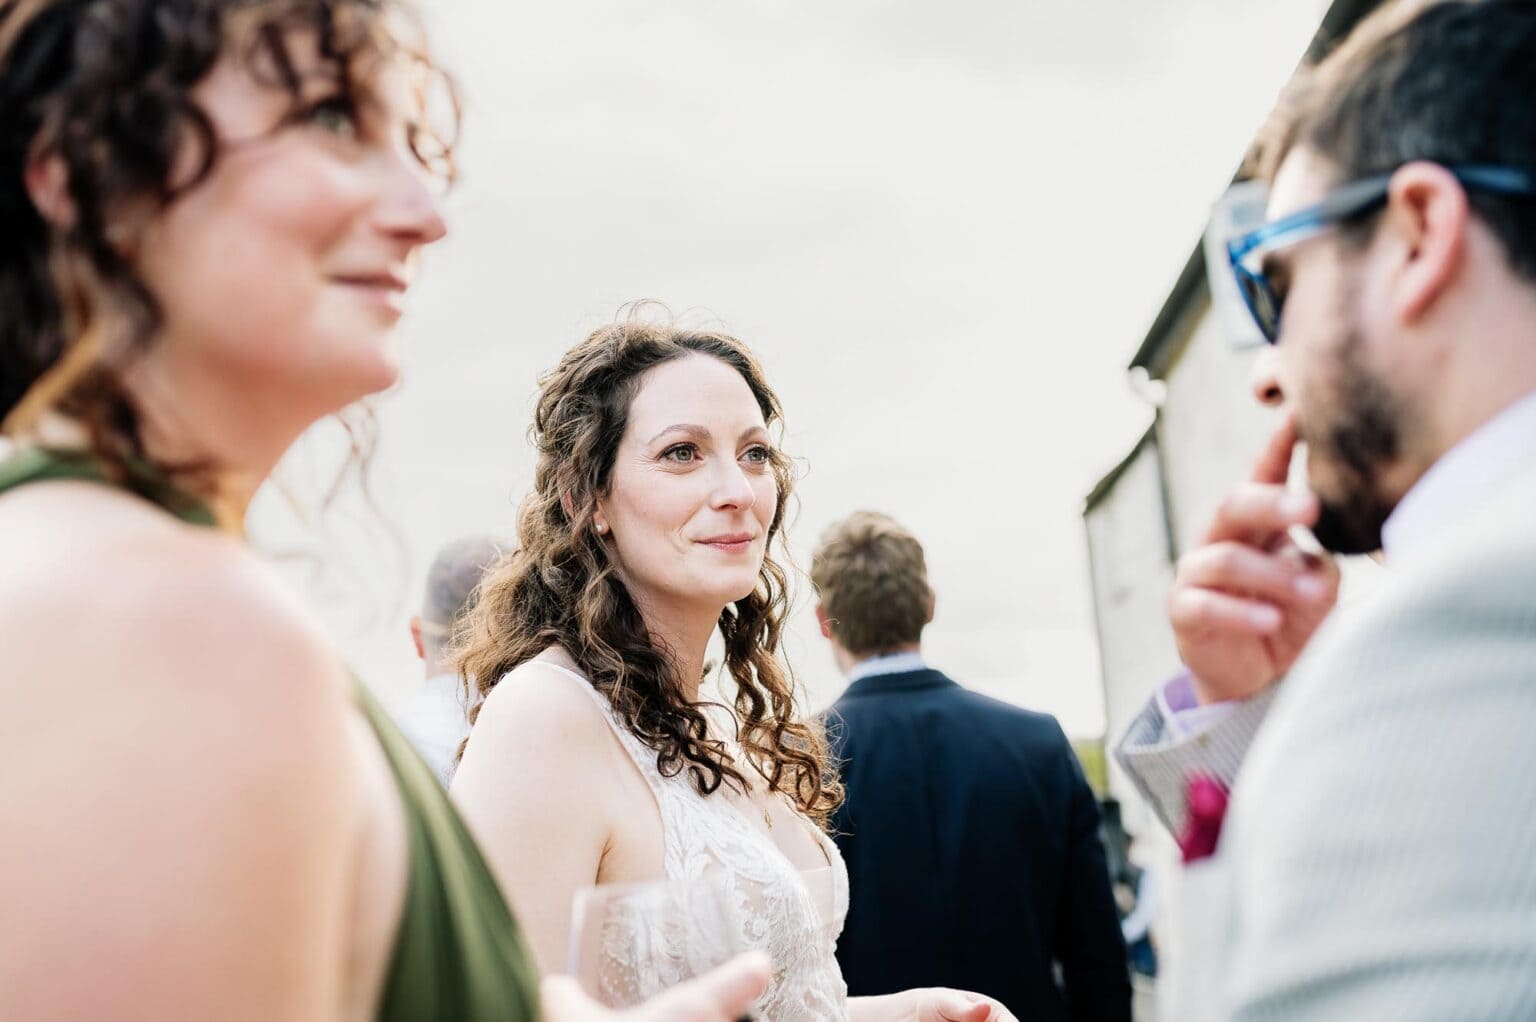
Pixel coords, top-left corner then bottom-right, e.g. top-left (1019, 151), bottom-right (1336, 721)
top-left (546, 662), bottom-right (850, 1021)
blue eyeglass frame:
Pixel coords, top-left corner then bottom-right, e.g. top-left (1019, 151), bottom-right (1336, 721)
top-left (1226, 163), bottom-right (1536, 344)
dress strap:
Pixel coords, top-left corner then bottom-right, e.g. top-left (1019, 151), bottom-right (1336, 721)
top-left (529, 660), bottom-right (667, 782)
top-left (0, 445), bottom-right (215, 526)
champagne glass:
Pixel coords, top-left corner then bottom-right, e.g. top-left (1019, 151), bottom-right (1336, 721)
top-left (568, 873), bottom-right (759, 1020)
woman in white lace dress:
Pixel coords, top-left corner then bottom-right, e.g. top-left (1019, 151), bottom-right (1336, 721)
top-left (452, 311), bottom-right (1013, 1022)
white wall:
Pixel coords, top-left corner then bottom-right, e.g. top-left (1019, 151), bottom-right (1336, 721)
top-left (1154, 301), bottom-right (1279, 556)
top-left (1084, 436), bottom-right (1181, 839)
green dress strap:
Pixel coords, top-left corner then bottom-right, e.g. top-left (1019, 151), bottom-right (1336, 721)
top-left (0, 445), bottom-right (217, 526)
top-left (0, 447), bottom-right (540, 1022)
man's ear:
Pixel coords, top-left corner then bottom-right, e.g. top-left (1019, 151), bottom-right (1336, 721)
top-left (24, 146), bottom-right (76, 229)
top-left (410, 616), bottom-right (425, 660)
top-left (924, 587), bottom-right (936, 626)
top-left (814, 604), bottom-right (834, 640)
top-left (1385, 161), bottom-right (1469, 326)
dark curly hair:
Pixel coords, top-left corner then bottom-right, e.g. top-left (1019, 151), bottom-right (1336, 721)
top-left (456, 308), bottom-right (842, 826)
top-left (0, 0), bottom-right (454, 501)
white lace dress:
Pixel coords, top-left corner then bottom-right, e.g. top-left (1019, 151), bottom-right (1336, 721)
top-left (548, 662), bottom-right (850, 1022)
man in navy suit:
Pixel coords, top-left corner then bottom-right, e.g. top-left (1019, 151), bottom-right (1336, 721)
top-left (814, 512), bottom-right (1130, 1021)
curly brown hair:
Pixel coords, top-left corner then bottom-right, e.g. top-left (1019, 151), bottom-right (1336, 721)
top-left (456, 310), bottom-right (842, 826)
top-left (0, 0), bottom-right (454, 502)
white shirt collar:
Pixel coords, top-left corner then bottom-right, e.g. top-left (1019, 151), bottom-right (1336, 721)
top-left (1381, 388), bottom-right (1536, 567)
top-left (847, 651), bottom-right (928, 683)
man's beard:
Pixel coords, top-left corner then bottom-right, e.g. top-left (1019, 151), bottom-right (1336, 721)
top-left (1302, 323), bottom-right (1407, 556)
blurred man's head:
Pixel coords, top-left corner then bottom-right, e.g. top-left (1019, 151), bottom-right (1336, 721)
top-left (1243, 0), bottom-right (1536, 553)
top-left (411, 536), bottom-right (509, 674)
top-left (810, 511), bottom-right (935, 671)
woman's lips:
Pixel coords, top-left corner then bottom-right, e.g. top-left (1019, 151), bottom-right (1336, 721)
top-left (699, 533), bottom-right (756, 554)
top-left (330, 272), bottom-right (409, 318)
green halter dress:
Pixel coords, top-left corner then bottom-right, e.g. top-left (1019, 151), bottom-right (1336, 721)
top-left (0, 447), bottom-right (540, 1022)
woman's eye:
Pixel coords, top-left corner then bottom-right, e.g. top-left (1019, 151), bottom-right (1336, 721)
top-left (301, 96), bottom-right (360, 139)
top-left (742, 445), bottom-right (772, 464)
top-left (661, 444), bottom-right (698, 464)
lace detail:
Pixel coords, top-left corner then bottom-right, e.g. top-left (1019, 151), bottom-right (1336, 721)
top-left (547, 663), bottom-right (849, 1021)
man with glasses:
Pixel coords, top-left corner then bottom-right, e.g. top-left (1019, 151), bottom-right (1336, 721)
top-left (1116, 0), bottom-right (1536, 1015)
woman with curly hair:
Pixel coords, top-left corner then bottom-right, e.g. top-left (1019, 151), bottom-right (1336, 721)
top-left (0, 2), bottom-right (766, 1019)
top-left (452, 314), bottom-right (1014, 1022)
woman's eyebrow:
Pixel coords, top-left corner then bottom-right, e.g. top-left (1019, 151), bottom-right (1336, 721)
top-left (647, 423), bottom-right (710, 445)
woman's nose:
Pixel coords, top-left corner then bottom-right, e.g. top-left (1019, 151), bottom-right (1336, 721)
top-left (710, 463), bottom-right (757, 511)
top-left (375, 148), bottom-right (449, 246)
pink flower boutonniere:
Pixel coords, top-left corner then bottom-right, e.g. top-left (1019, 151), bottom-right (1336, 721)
top-left (1179, 774), bottom-right (1229, 864)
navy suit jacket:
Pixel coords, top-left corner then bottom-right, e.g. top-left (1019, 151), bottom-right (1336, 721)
top-left (827, 667), bottom-right (1130, 1021)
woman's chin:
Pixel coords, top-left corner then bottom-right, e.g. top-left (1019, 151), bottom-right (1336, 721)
top-left (650, 570), bottom-right (760, 616)
top-left (340, 344), bottom-right (403, 398)
top-left (710, 578), bottom-right (762, 610)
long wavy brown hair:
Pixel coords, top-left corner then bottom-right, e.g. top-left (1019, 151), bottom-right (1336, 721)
top-left (0, 0), bottom-right (455, 508)
top-left (456, 310), bottom-right (842, 826)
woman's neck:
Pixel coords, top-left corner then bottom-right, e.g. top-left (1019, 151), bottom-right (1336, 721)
top-left (631, 591), bottom-right (719, 703)
top-left (124, 357), bottom-right (312, 521)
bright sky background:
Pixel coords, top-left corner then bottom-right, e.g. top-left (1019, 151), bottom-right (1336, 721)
top-left (259, 0), bottom-right (1331, 738)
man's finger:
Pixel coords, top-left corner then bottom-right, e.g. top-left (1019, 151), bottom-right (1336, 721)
top-left (1169, 586), bottom-right (1283, 636)
top-left (1202, 482), bottom-right (1318, 545)
top-left (1275, 542), bottom-right (1342, 586)
top-left (1178, 542), bottom-right (1333, 608)
top-left (1250, 411), bottom-right (1298, 486)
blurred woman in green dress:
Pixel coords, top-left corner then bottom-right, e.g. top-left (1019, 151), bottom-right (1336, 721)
top-left (0, 1), bottom-right (766, 1018)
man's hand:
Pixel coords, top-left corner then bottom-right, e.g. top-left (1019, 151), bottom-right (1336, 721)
top-left (1167, 414), bottom-right (1339, 704)
top-left (541, 952), bottom-right (771, 1022)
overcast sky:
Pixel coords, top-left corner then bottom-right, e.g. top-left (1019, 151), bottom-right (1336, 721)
top-left (259, 0), bottom-right (1330, 737)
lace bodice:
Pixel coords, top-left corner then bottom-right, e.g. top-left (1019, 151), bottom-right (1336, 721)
top-left (548, 662), bottom-right (849, 1022)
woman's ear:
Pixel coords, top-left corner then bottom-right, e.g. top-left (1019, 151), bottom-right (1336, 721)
top-left (24, 146), bottom-right (76, 228)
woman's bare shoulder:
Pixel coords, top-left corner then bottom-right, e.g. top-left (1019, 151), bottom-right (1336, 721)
top-left (472, 652), bottom-right (613, 749)
top-left (0, 484), bottom-right (358, 962)
top-left (0, 481), bottom-right (348, 737)
top-left (455, 652), bottom-right (635, 807)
